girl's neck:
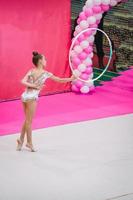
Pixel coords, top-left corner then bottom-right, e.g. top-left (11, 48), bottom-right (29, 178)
top-left (36, 65), bottom-right (44, 71)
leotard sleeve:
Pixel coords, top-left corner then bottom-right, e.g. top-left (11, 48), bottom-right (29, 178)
top-left (45, 71), bottom-right (53, 78)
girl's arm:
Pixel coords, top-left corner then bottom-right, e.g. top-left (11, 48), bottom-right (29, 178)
top-left (21, 70), bottom-right (39, 89)
top-left (50, 74), bottom-right (75, 83)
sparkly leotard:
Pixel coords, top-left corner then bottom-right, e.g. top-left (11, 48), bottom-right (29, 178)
top-left (21, 70), bottom-right (53, 102)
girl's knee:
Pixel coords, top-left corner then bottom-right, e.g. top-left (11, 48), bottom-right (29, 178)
top-left (25, 119), bottom-right (32, 127)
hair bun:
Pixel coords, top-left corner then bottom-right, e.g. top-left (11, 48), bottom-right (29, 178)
top-left (32, 51), bottom-right (39, 56)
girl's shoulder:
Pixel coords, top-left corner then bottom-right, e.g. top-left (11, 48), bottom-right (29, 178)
top-left (26, 68), bottom-right (34, 76)
top-left (44, 70), bottom-right (53, 78)
top-left (31, 68), bottom-right (44, 75)
top-left (30, 68), bottom-right (36, 74)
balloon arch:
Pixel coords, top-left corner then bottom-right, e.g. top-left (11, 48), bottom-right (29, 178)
top-left (70, 0), bottom-right (124, 94)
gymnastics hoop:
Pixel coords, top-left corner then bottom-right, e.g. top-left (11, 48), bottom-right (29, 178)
top-left (69, 28), bottom-right (113, 83)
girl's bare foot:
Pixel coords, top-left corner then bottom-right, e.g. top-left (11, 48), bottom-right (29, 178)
top-left (26, 143), bottom-right (36, 152)
top-left (16, 139), bottom-right (23, 151)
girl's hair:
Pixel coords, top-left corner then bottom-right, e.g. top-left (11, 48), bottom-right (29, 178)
top-left (32, 51), bottom-right (43, 66)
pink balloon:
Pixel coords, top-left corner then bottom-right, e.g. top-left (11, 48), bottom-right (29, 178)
top-left (87, 64), bottom-right (92, 68)
top-left (93, 6), bottom-right (102, 13)
top-left (73, 31), bottom-right (78, 37)
top-left (80, 73), bottom-right (89, 80)
top-left (78, 52), bottom-right (88, 60)
top-left (89, 85), bottom-right (95, 91)
top-left (87, 53), bottom-right (93, 59)
top-left (96, 19), bottom-right (100, 24)
top-left (72, 57), bottom-right (81, 66)
top-left (84, 46), bottom-right (93, 54)
top-left (101, 4), bottom-right (110, 12)
top-left (77, 18), bottom-right (81, 25)
top-left (79, 12), bottom-right (86, 20)
top-left (78, 34), bottom-right (85, 42)
top-left (84, 8), bottom-right (93, 17)
top-left (84, 30), bottom-right (92, 37)
top-left (89, 42), bottom-right (94, 46)
top-left (72, 85), bottom-right (80, 92)
top-left (75, 80), bottom-right (84, 88)
top-left (85, 67), bottom-right (93, 74)
top-left (72, 64), bottom-right (79, 70)
top-left (73, 40), bottom-right (79, 46)
top-left (90, 24), bottom-right (98, 28)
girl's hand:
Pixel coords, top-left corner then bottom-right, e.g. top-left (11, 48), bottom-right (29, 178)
top-left (35, 84), bottom-right (45, 90)
top-left (30, 83), bottom-right (40, 90)
top-left (71, 74), bottom-right (77, 81)
top-left (50, 74), bottom-right (77, 83)
top-left (31, 83), bottom-right (38, 89)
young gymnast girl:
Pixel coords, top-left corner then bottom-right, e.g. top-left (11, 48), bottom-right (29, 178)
top-left (17, 51), bottom-right (75, 152)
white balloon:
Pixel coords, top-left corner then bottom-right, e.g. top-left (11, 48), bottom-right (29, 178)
top-left (87, 16), bottom-right (96, 24)
top-left (110, 0), bottom-right (117, 6)
top-left (75, 25), bottom-right (82, 33)
top-left (86, 0), bottom-right (94, 8)
top-left (80, 41), bottom-right (89, 49)
top-left (73, 69), bottom-right (81, 77)
top-left (95, 13), bottom-right (103, 20)
top-left (80, 85), bottom-right (90, 94)
top-left (89, 73), bottom-right (94, 79)
top-left (74, 45), bottom-right (83, 54)
top-left (83, 57), bottom-right (92, 65)
top-left (87, 35), bottom-right (95, 43)
top-left (80, 20), bottom-right (88, 29)
top-left (94, 0), bottom-right (102, 5)
top-left (102, 0), bottom-right (110, 5)
top-left (70, 50), bottom-right (77, 58)
top-left (78, 64), bottom-right (87, 72)
top-left (85, 80), bottom-right (94, 87)
top-left (92, 30), bottom-right (97, 36)
top-left (83, 5), bottom-right (87, 11)
top-left (73, 79), bottom-right (79, 85)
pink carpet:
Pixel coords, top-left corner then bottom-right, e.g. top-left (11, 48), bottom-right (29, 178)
top-left (0, 68), bottom-right (133, 136)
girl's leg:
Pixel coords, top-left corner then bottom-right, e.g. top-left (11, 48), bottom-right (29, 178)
top-left (20, 102), bottom-right (27, 141)
top-left (16, 102), bottom-right (27, 151)
top-left (25, 100), bottom-right (37, 151)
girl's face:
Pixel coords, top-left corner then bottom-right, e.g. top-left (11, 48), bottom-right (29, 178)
top-left (38, 56), bottom-right (47, 68)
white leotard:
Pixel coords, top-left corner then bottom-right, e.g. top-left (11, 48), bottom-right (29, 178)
top-left (21, 71), bottom-right (53, 102)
